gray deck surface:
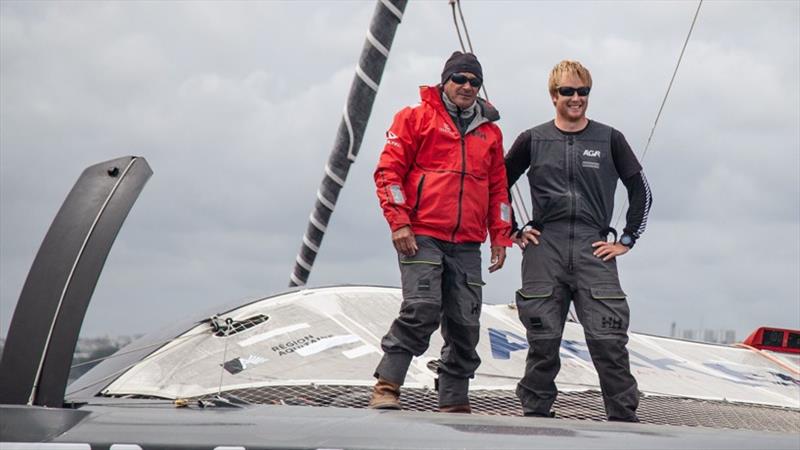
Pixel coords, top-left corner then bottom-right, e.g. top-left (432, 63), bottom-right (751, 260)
top-left (3, 401), bottom-right (799, 449)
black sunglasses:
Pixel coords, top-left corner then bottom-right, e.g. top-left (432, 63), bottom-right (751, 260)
top-left (450, 73), bottom-right (482, 88)
top-left (557, 86), bottom-right (591, 97)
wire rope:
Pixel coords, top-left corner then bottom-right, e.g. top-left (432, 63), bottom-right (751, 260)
top-left (613, 1), bottom-right (703, 230)
top-left (448, 0), bottom-right (530, 225)
top-left (67, 318), bottom-right (227, 397)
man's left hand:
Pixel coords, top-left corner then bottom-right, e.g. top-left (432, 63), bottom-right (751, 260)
top-left (591, 241), bottom-right (629, 261)
top-left (489, 246), bottom-right (506, 273)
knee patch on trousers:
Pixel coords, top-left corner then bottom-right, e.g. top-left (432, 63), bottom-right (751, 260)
top-left (397, 299), bottom-right (441, 328)
top-left (381, 298), bottom-right (442, 357)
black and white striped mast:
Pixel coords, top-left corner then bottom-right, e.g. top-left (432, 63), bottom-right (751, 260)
top-left (289, 0), bottom-right (408, 287)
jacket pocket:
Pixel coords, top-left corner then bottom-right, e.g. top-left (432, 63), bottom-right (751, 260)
top-left (411, 174), bottom-right (426, 215)
top-left (465, 137), bottom-right (491, 180)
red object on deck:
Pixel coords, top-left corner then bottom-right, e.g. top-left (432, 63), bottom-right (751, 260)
top-left (742, 327), bottom-right (800, 354)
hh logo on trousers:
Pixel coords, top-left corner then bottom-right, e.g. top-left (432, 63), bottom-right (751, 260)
top-left (602, 316), bottom-right (623, 329)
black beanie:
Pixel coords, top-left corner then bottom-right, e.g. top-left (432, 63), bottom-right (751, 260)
top-left (441, 51), bottom-right (483, 85)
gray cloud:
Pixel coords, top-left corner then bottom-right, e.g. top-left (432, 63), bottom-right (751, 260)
top-left (1, 1), bottom-right (797, 342)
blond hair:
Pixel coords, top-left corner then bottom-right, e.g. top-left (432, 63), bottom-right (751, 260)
top-left (548, 60), bottom-right (592, 96)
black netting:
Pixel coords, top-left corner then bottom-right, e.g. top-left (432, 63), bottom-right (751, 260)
top-left (191, 385), bottom-right (800, 433)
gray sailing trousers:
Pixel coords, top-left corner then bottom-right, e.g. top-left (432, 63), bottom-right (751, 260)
top-left (374, 235), bottom-right (484, 407)
top-left (515, 221), bottom-right (639, 420)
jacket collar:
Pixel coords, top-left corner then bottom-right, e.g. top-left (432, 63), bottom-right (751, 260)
top-left (419, 85), bottom-right (500, 123)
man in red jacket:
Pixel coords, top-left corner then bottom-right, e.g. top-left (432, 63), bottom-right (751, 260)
top-left (370, 52), bottom-right (513, 413)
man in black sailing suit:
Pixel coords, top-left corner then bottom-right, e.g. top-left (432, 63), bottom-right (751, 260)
top-left (505, 60), bottom-right (652, 422)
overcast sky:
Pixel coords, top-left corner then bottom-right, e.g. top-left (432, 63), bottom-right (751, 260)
top-left (1, 1), bottom-right (798, 342)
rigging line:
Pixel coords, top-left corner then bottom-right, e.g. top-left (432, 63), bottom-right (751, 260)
top-left (456, 0), bottom-right (531, 223)
top-left (69, 332), bottom-right (200, 370)
top-left (218, 322), bottom-right (232, 396)
top-left (65, 364), bottom-right (150, 397)
top-left (614, 0), bottom-right (703, 229)
top-left (734, 343), bottom-right (800, 376)
top-left (64, 348), bottom-right (201, 398)
top-left (511, 182), bottom-right (531, 227)
top-left (642, 0), bottom-right (703, 163)
top-left (455, 0), bottom-right (474, 52)
top-left (510, 190), bottom-right (527, 228)
top-left (66, 319), bottom-right (230, 397)
top-left (65, 340), bottom-right (202, 398)
top-left (449, 0), bottom-right (466, 52)
top-left (510, 177), bottom-right (531, 226)
top-left (449, 0), bottom-right (530, 224)
top-left (454, 0), bottom-right (489, 101)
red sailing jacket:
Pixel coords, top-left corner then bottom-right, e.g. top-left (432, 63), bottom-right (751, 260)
top-left (374, 85), bottom-right (512, 247)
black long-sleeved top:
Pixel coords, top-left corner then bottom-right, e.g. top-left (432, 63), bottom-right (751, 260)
top-left (506, 120), bottom-right (652, 242)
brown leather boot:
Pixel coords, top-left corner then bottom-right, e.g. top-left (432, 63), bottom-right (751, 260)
top-left (368, 378), bottom-right (401, 410)
top-left (439, 404), bottom-right (472, 414)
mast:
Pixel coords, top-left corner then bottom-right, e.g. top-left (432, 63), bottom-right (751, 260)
top-left (289, 0), bottom-right (408, 287)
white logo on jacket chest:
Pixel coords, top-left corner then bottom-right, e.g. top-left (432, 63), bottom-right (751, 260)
top-left (583, 149), bottom-right (601, 158)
